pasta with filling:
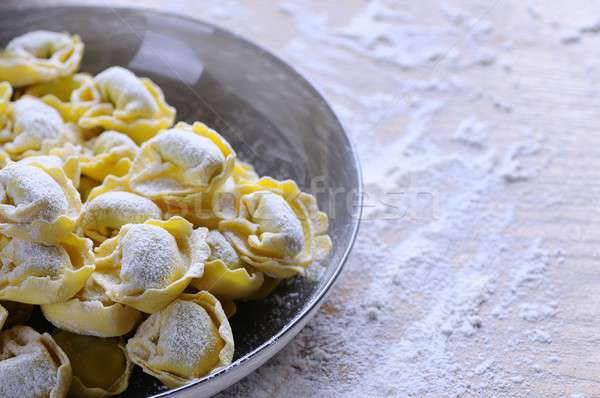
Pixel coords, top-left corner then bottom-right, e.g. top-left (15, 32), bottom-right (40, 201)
top-left (52, 330), bottom-right (133, 398)
top-left (41, 278), bottom-right (141, 337)
top-left (0, 161), bottom-right (82, 244)
top-left (80, 130), bottom-right (139, 182)
top-left (24, 73), bottom-right (99, 125)
top-left (77, 66), bottom-right (175, 144)
top-left (0, 30), bottom-right (84, 87)
top-left (219, 177), bottom-right (331, 278)
top-left (0, 326), bottom-right (71, 398)
top-left (93, 217), bottom-right (208, 313)
top-left (0, 233), bottom-right (94, 304)
top-left (0, 96), bottom-right (82, 160)
top-left (128, 121), bottom-right (235, 198)
top-left (191, 230), bottom-right (264, 301)
top-left (127, 291), bottom-right (234, 388)
top-left (80, 190), bottom-right (162, 244)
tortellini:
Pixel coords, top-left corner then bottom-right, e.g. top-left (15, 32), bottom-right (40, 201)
top-left (0, 96), bottom-right (81, 159)
top-left (93, 217), bottom-right (208, 313)
top-left (0, 161), bottom-right (81, 244)
top-left (0, 326), bottom-right (71, 398)
top-left (220, 178), bottom-right (332, 278)
top-left (80, 130), bottom-right (139, 182)
top-left (127, 291), bottom-right (234, 388)
top-left (0, 30), bottom-right (84, 87)
top-left (41, 278), bottom-right (141, 338)
top-left (80, 190), bottom-right (161, 244)
top-left (0, 233), bottom-right (94, 304)
top-left (191, 230), bottom-right (264, 301)
top-left (77, 66), bottom-right (176, 144)
top-left (24, 73), bottom-right (98, 125)
top-left (53, 330), bottom-right (133, 398)
top-left (128, 121), bottom-right (235, 198)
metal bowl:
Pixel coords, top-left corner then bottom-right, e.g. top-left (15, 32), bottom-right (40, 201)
top-left (0, 5), bottom-right (362, 397)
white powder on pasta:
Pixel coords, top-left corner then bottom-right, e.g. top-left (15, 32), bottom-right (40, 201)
top-left (0, 239), bottom-right (69, 283)
top-left (0, 163), bottom-right (68, 223)
top-left (94, 66), bottom-right (159, 118)
top-left (246, 191), bottom-right (304, 256)
top-left (82, 191), bottom-right (161, 233)
top-left (152, 128), bottom-right (224, 184)
top-left (156, 300), bottom-right (220, 375)
top-left (10, 97), bottom-right (64, 149)
top-left (119, 224), bottom-right (181, 292)
top-left (0, 346), bottom-right (58, 397)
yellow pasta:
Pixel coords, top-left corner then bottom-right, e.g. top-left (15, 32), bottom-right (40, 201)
top-left (219, 177), bottom-right (332, 278)
top-left (77, 66), bottom-right (175, 144)
top-left (126, 291), bottom-right (234, 388)
top-left (128, 121), bottom-right (235, 198)
top-left (0, 96), bottom-right (82, 160)
top-left (0, 233), bottom-right (94, 304)
top-left (0, 161), bottom-right (81, 244)
top-left (0, 326), bottom-right (72, 398)
top-left (41, 278), bottom-right (141, 337)
top-left (53, 330), bottom-right (133, 398)
top-left (80, 130), bottom-right (139, 182)
top-left (191, 230), bottom-right (264, 300)
top-left (93, 217), bottom-right (208, 313)
top-left (0, 30), bottom-right (84, 87)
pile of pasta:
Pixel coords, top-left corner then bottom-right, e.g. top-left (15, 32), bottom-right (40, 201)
top-left (0, 31), bottom-right (331, 397)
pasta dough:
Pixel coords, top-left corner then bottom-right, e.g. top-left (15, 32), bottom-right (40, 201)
top-left (77, 66), bottom-right (175, 144)
top-left (93, 217), bottom-right (208, 313)
top-left (0, 30), bottom-right (84, 87)
top-left (127, 291), bottom-right (234, 388)
top-left (0, 326), bottom-right (71, 398)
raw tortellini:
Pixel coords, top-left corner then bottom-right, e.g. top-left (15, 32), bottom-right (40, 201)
top-left (191, 230), bottom-right (264, 301)
top-left (0, 30), bottom-right (84, 87)
top-left (77, 66), bottom-right (176, 144)
top-left (0, 326), bottom-right (72, 398)
top-left (0, 233), bottom-right (94, 304)
top-left (42, 278), bottom-right (141, 338)
top-left (93, 217), bottom-right (208, 313)
top-left (53, 330), bottom-right (133, 398)
top-left (0, 96), bottom-right (81, 159)
top-left (80, 130), bottom-right (139, 182)
top-left (0, 29), bottom-right (333, 395)
top-left (128, 121), bottom-right (235, 198)
top-left (0, 161), bottom-right (81, 244)
top-left (127, 291), bottom-right (233, 388)
top-left (220, 177), bottom-right (332, 278)
top-left (80, 190), bottom-right (161, 243)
